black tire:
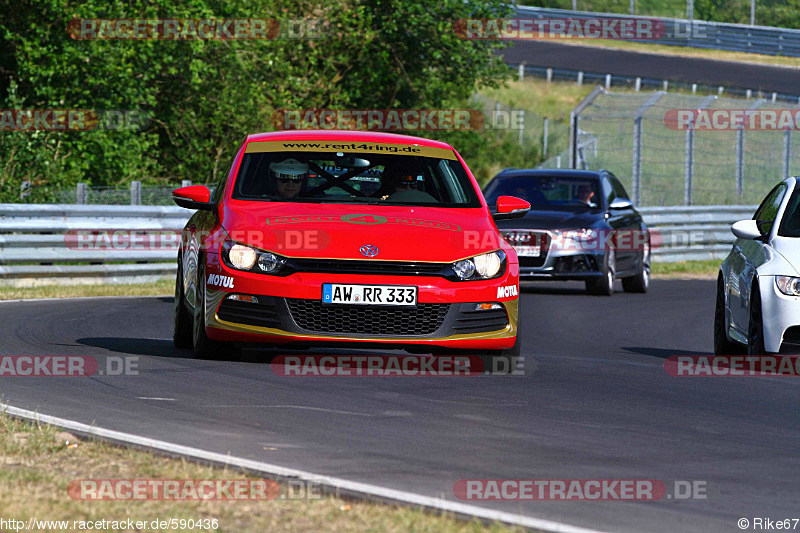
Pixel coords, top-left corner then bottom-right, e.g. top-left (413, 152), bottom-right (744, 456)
top-left (747, 280), bottom-right (768, 355)
top-left (173, 257), bottom-right (194, 349)
top-left (586, 249), bottom-right (615, 296)
top-left (193, 261), bottom-right (238, 361)
top-left (713, 275), bottom-right (745, 355)
top-left (622, 242), bottom-right (650, 293)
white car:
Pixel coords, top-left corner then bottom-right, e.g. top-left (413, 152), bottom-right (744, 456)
top-left (715, 177), bottom-right (800, 354)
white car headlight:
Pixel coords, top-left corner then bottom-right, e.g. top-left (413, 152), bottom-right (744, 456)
top-left (228, 244), bottom-right (257, 270)
top-left (559, 229), bottom-right (598, 241)
top-left (474, 252), bottom-right (503, 278)
top-left (776, 276), bottom-right (800, 296)
top-left (452, 251), bottom-right (506, 281)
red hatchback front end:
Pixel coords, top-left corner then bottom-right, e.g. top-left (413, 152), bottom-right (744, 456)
top-left (172, 131), bottom-right (527, 356)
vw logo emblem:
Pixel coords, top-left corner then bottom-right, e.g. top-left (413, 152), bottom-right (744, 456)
top-left (359, 244), bottom-right (379, 258)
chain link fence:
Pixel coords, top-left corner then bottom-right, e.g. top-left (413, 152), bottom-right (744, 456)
top-left (561, 86), bottom-right (800, 206)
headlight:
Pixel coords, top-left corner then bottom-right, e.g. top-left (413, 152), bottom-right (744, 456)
top-left (222, 240), bottom-right (286, 275)
top-left (776, 276), bottom-right (800, 296)
top-left (257, 252), bottom-right (282, 273)
top-left (557, 229), bottom-right (598, 241)
top-left (228, 244), bottom-right (257, 270)
top-left (451, 251), bottom-right (506, 281)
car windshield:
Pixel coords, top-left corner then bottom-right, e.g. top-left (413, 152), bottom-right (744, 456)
top-left (231, 144), bottom-right (481, 208)
top-left (779, 185), bottom-right (800, 237)
top-left (484, 176), bottom-right (601, 210)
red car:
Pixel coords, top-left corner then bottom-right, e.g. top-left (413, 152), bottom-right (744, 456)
top-left (171, 130), bottom-right (529, 364)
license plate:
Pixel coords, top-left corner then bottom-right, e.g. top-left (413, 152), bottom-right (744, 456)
top-left (515, 245), bottom-right (541, 257)
top-left (322, 284), bottom-right (417, 306)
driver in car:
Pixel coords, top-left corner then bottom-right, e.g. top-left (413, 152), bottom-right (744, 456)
top-left (378, 170), bottom-right (418, 200)
top-left (576, 184), bottom-right (597, 207)
top-left (270, 158), bottom-right (309, 198)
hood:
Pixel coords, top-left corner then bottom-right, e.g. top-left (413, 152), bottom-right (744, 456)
top-left (495, 208), bottom-right (602, 230)
top-left (220, 201), bottom-right (499, 262)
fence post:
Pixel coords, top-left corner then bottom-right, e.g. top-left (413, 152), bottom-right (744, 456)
top-left (631, 91), bottom-right (666, 206)
top-left (181, 179), bottom-right (192, 188)
top-left (635, 77), bottom-right (641, 92)
top-left (569, 85), bottom-right (605, 169)
top-left (542, 117), bottom-right (549, 159)
top-left (546, 68), bottom-right (553, 83)
top-left (518, 110), bottom-right (524, 146)
top-left (605, 74), bottom-right (611, 90)
top-left (518, 63), bottom-right (525, 81)
top-left (131, 180), bottom-right (141, 206)
top-left (76, 183), bottom-right (88, 205)
top-left (577, 71), bottom-right (583, 86)
top-left (784, 129), bottom-right (792, 181)
top-left (737, 99), bottom-right (765, 203)
top-left (685, 95), bottom-right (717, 206)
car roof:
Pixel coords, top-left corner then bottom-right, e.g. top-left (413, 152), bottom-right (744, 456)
top-left (245, 130), bottom-right (455, 150)
top-left (492, 169), bottom-right (606, 180)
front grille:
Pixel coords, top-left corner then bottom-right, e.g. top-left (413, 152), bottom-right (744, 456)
top-left (504, 231), bottom-right (550, 268)
top-left (217, 297), bottom-right (282, 328)
top-left (287, 258), bottom-right (446, 277)
top-left (452, 306), bottom-right (509, 334)
top-left (286, 298), bottom-right (450, 336)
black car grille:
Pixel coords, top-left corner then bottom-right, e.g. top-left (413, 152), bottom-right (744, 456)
top-left (452, 306), bottom-right (509, 334)
top-left (287, 258), bottom-right (446, 277)
top-left (503, 231), bottom-right (550, 268)
top-left (217, 297), bottom-right (282, 329)
top-left (286, 298), bottom-right (450, 336)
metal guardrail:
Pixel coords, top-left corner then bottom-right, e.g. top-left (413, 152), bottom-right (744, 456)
top-left (0, 204), bottom-right (757, 286)
top-left (515, 5), bottom-right (800, 57)
top-left (640, 205), bottom-right (757, 262)
top-left (0, 204), bottom-right (192, 287)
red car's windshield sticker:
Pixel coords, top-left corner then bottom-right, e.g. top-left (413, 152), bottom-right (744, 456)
top-left (244, 140), bottom-right (457, 160)
top-left (264, 214), bottom-right (461, 231)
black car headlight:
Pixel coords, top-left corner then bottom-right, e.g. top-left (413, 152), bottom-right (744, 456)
top-left (452, 251), bottom-right (506, 281)
top-left (222, 240), bottom-right (286, 275)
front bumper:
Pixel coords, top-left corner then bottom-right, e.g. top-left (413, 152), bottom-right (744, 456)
top-left (202, 253), bottom-right (519, 349)
top-left (760, 275), bottom-right (800, 353)
top-left (502, 230), bottom-right (606, 281)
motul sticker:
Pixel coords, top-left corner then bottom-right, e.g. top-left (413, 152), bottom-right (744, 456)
top-left (496, 285), bottom-right (518, 298)
top-left (207, 274), bottom-right (235, 289)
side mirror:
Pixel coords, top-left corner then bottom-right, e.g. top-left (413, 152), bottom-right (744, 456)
top-left (731, 219), bottom-right (762, 240)
top-left (493, 195), bottom-right (531, 221)
top-left (609, 198), bottom-right (633, 210)
top-left (172, 185), bottom-right (214, 211)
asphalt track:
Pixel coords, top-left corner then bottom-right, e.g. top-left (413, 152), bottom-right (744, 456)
top-left (502, 40), bottom-right (800, 95)
top-left (1, 280), bottom-right (799, 532)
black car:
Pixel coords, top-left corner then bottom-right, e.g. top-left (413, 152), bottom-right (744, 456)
top-left (484, 169), bottom-right (650, 295)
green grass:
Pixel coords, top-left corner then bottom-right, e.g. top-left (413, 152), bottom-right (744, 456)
top-left (651, 259), bottom-right (721, 278)
top-left (0, 279), bottom-right (173, 300)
